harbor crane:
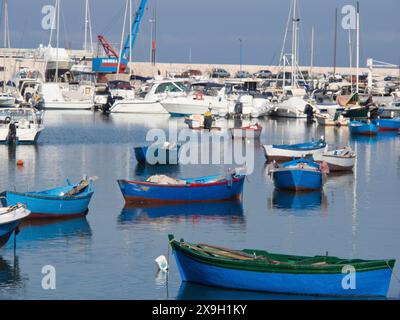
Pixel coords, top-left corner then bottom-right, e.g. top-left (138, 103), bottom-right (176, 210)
top-left (93, 0), bottom-right (148, 74)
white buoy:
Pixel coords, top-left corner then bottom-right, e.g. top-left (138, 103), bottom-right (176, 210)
top-left (155, 255), bottom-right (169, 272)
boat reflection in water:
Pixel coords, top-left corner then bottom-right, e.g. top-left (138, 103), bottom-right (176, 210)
top-left (269, 190), bottom-right (328, 212)
top-left (0, 256), bottom-right (25, 296)
top-left (118, 201), bottom-right (245, 226)
top-left (176, 282), bottom-right (386, 301)
top-left (176, 282), bottom-right (374, 300)
top-left (17, 217), bottom-right (92, 243)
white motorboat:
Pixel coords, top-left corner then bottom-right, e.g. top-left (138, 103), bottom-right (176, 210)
top-left (0, 204), bottom-right (31, 247)
top-left (270, 97), bottom-right (310, 118)
top-left (315, 113), bottom-right (349, 126)
top-left (313, 147), bottom-right (356, 172)
top-left (0, 92), bottom-right (16, 107)
top-left (41, 82), bottom-right (94, 110)
top-left (0, 108), bottom-right (45, 144)
top-left (110, 80), bottom-right (187, 114)
top-left (263, 138), bottom-right (328, 162)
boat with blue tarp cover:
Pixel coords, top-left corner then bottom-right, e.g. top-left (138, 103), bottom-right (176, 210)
top-left (117, 169), bottom-right (246, 204)
top-left (169, 234), bottom-right (396, 297)
top-left (0, 177), bottom-right (96, 219)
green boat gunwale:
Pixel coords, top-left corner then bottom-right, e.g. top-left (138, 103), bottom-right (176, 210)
top-left (169, 235), bottom-right (395, 275)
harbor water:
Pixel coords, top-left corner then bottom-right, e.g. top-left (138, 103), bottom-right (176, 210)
top-left (0, 111), bottom-right (399, 299)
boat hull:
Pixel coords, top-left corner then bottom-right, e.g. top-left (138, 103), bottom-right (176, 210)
top-left (161, 98), bottom-right (228, 117)
top-left (172, 248), bottom-right (392, 297)
top-left (349, 122), bottom-right (378, 136)
top-left (313, 155), bottom-right (355, 172)
top-left (1, 192), bottom-right (93, 218)
top-left (0, 127), bottom-right (43, 145)
top-left (44, 101), bottom-right (93, 110)
top-left (263, 145), bottom-right (327, 162)
top-left (110, 100), bottom-right (169, 114)
top-left (372, 119), bottom-right (400, 132)
top-left (273, 169), bottom-right (322, 191)
top-left (117, 177), bottom-right (245, 204)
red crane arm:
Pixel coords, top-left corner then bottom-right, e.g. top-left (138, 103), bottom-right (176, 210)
top-left (97, 35), bottom-right (119, 58)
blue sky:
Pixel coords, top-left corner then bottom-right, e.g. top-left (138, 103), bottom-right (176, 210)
top-left (3, 0), bottom-right (400, 67)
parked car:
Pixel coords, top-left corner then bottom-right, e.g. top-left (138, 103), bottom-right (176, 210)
top-left (180, 69), bottom-right (202, 78)
top-left (235, 70), bottom-right (252, 79)
top-left (254, 70), bottom-right (272, 79)
top-left (211, 68), bottom-right (230, 78)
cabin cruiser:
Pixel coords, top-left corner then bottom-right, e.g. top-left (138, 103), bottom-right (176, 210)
top-left (161, 81), bottom-right (271, 118)
top-left (0, 108), bottom-right (44, 144)
top-left (41, 82), bottom-right (94, 110)
top-left (110, 80), bottom-right (188, 114)
top-left (269, 87), bottom-right (314, 118)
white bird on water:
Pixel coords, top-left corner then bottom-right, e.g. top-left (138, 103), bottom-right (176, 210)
top-left (155, 255), bottom-right (169, 272)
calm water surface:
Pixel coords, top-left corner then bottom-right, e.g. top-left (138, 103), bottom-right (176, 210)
top-left (0, 111), bottom-right (399, 300)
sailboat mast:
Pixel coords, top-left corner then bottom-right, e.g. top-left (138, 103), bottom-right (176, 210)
top-left (84, 0), bottom-right (88, 52)
top-left (356, 1), bottom-right (360, 94)
top-left (291, 0), bottom-right (297, 87)
top-left (117, 0), bottom-right (129, 76)
top-left (349, 29), bottom-right (353, 92)
top-left (310, 26), bottom-right (314, 78)
top-left (129, 0), bottom-right (133, 75)
top-left (55, 0), bottom-right (60, 83)
top-left (333, 7), bottom-right (338, 76)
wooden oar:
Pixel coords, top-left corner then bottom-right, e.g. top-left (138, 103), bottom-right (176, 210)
top-left (184, 244), bottom-right (256, 261)
top-left (198, 243), bottom-right (284, 264)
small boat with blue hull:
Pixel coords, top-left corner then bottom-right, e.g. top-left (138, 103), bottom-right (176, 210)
top-left (118, 169), bottom-right (246, 204)
top-left (0, 177), bottom-right (96, 219)
top-left (169, 235), bottom-right (396, 297)
top-left (134, 142), bottom-right (181, 165)
top-left (269, 159), bottom-right (325, 191)
top-left (263, 138), bottom-right (327, 162)
top-left (372, 118), bottom-right (400, 132)
top-left (0, 204), bottom-right (30, 247)
top-left (349, 121), bottom-right (378, 136)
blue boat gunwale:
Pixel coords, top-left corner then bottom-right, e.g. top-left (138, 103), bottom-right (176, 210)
top-left (1, 184), bottom-right (94, 202)
top-left (118, 175), bottom-right (245, 188)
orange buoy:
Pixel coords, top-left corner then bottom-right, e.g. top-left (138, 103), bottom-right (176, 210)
top-left (16, 160), bottom-right (24, 167)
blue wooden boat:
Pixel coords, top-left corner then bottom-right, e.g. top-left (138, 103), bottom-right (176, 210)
top-left (372, 118), bottom-right (400, 132)
top-left (117, 170), bottom-right (246, 204)
top-left (134, 142), bottom-right (181, 165)
top-left (349, 121), bottom-right (378, 136)
top-left (263, 138), bottom-right (327, 161)
top-left (0, 177), bottom-right (95, 219)
top-left (169, 235), bottom-right (396, 297)
top-left (0, 204), bottom-right (30, 247)
top-left (270, 159), bottom-right (324, 191)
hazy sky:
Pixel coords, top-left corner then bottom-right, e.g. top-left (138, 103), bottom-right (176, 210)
top-left (3, 0), bottom-right (400, 67)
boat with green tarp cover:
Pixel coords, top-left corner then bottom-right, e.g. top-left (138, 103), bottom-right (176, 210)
top-left (168, 235), bottom-right (395, 297)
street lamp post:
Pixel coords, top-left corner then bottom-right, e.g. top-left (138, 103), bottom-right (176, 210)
top-left (239, 38), bottom-right (243, 72)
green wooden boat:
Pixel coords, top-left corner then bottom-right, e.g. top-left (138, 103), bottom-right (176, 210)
top-left (169, 235), bottom-right (395, 297)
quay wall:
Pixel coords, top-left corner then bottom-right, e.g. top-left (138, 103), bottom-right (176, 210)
top-left (0, 48), bottom-right (398, 81)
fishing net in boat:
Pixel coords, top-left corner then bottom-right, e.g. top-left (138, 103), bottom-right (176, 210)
top-left (146, 175), bottom-right (186, 185)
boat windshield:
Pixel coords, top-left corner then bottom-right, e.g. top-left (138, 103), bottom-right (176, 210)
top-left (155, 82), bottom-right (188, 94)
